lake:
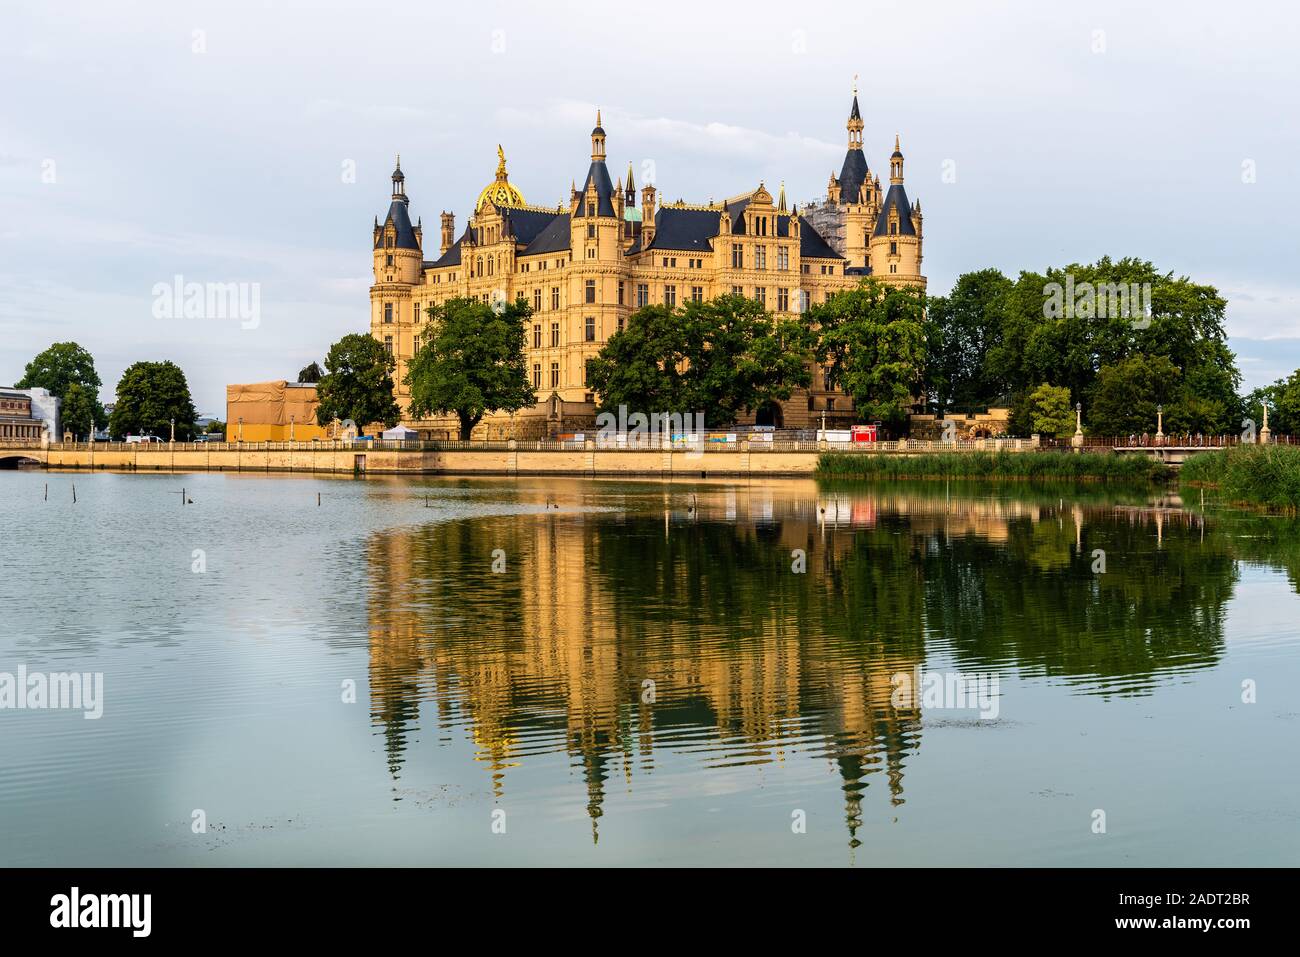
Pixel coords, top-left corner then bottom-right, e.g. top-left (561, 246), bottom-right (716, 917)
top-left (1, 470), bottom-right (1297, 866)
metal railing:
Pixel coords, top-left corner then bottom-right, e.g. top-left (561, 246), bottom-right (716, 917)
top-left (11, 435), bottom-right (1295, 455)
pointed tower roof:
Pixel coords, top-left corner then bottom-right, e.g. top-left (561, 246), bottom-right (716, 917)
top-left (575, 112), bottom-right (615, 217)
top-left (626, 161), bottom-right (635, 193)
top-left (376, 154), bottom-right (419, 249)
top-left (838, 89), bottom-right (868, 204)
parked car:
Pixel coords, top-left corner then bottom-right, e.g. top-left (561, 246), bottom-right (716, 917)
top-left (125, 434), bottom-right (165, 444)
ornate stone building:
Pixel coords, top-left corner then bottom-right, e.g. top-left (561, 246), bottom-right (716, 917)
top-left (370, 95), bottom-right (926, 438)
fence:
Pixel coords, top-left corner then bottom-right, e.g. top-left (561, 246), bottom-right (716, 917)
top-left (15, 435), bottom-right (1296, 455)
top-left (1039, 434), bottom-right (1296, 449)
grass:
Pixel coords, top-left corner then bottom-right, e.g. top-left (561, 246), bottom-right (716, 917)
top-left (1179, 444), bottom-right (1300, 511)
top-left (817, 449), bottom-right (1170, 482)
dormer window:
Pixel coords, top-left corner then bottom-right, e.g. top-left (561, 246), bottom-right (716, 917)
top-left (890, 221), bottom-right (897, 235)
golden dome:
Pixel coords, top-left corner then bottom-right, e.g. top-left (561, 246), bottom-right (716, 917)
top-left (475, 144), bottom-right (526, 211)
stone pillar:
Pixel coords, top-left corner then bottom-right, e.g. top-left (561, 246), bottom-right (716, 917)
top-left (1071, 403), bottom-right (1084, 451)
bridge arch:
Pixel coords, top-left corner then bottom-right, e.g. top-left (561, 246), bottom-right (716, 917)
top-left (0, 453), bottom-right (43, 469)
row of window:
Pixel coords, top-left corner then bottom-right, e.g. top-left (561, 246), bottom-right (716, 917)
top-left (532, 362), bottom-right (563, 390)
top-left (385, 282), bottom-right (845, 327)
top-left (475, 255), bottom-right (570, 277)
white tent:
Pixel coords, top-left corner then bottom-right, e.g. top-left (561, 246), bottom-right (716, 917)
top-left (381, 425), bottom-right (419, 441)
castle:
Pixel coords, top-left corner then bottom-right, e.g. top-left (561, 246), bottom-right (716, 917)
top-left (369, 94), bottom-right (925, 438)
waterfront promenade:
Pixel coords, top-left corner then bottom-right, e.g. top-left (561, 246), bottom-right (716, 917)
top-left (0, 436), bottom-right (1029, 476)
top-left (0, 436), bottom-right (1230, 475)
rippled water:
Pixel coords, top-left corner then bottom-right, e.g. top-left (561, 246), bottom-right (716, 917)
top-left (2, 470), bottom-right (1298, 866)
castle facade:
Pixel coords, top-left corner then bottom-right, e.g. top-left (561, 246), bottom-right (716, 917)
top-left (370, 95), bottom-right (925, 438)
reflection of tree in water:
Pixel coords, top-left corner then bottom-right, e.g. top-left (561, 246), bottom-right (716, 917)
top-left (922, 509), bottom-right (1236, 695)
top-left (363, 484), bottom-right (1272, 847)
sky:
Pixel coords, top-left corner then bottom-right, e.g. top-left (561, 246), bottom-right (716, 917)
top-left (1, 0), bottom-right (1298, 415)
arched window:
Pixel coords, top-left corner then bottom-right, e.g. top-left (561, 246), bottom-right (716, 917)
top-left (476, 256), bottom-right (483, 276)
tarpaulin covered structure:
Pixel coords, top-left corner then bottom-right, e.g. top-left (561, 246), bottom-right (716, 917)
top-left (225, 381), bottom-right (329, 442)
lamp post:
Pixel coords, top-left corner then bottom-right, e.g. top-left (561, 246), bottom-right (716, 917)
top-left (1071, 401), bottom-right (1084, 451)
top-left (290, 414), bottom-right (295, 442)
top-left (1155, 404), bottom-right (1164, 445)
top-left (238, 416), bottom-right (244, 443)
top-left (169, 417), bottom-right (175, 444)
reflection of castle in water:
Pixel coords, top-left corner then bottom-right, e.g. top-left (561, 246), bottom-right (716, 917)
top-left (365, 480), bottom-right (1231, 845)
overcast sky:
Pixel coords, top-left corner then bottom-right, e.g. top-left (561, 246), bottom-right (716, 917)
top-left (2, 0), bottom-right (1297, 414)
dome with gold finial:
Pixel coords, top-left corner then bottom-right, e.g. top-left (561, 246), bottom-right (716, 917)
top-left (475, 144), bottom-right (526, 211)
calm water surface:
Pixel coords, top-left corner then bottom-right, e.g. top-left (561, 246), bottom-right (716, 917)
top-left (1, 470), bottom-right (1298, 866)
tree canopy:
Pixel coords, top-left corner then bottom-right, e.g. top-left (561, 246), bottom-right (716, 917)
top-left (925, 257), bottom-right (1241, 436)
top-left (315, 333), bottom-right (401, 430)
top-left (805, 279), bottom-right (931, 432)
top-left (61, 382), bottom-right (99, 439)
top-left (405, 296), bottom-right (535, 440)
top-left (1024, 383), bottom-right (1075, 438)
top-left (15, 340), bottom-right (105, 434)
top-left (108, 360), bottom-right (197, 440)
top-left (928, 269), bottom-right (1013, 413)
top-left (586, 294), bottom-right (813, 429)
top-left (16, 341), bottom-right (102, 398)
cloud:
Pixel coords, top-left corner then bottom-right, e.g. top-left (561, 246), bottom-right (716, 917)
top-left (498, 99), bottom-right (842, 164)
top-left (1215, 278), bottom-right (1300, 341)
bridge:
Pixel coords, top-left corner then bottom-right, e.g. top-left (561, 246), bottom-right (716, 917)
top-left (0, 436), bottom-right (1252, 476)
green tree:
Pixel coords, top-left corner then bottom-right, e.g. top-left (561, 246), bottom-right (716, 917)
top-left (405, 297), bottom-right (534, 440)
top-left (108, 360), bottom-right (198, 440)
top-left (806, 279), bottom-right (930, 432)
top-left (16, 341), bottom-right (102, 398)
top-left (1022, 383), bottom-right (1075, 438)
top-left (1087, 354), bottom-right (1181, 436)
top-left (983, 258), bottom-right (1240, 436)
top-left (16, 340), bottom-right (105, 429)
top-left (60, 382), bottom-right (99, 439)
top-left (297, 361), bottom-right (323, 383)
top-left (586, 295), bottom-right (813, 428)
top-left (1246, 369), bottom-right (1300, 437)
top-left (585, 304), bottom-right (690, 418)
top-left (315, 334), bottom-right (401, 431)
top-left (928, 268), bottom-right (1013, 412)
top-left (680, 295), bottom-right (814, 427)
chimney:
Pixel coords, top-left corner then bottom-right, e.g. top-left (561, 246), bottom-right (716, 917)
top-left (440, 211), bottom-right (455, 256)
top-left (640, 185), bottom-right (656, 249)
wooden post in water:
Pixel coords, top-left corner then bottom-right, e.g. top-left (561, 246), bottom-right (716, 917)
top-left (317, 492), bottom-right (321, 507)
top-left (72, 484), bottom-right (77, 504)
